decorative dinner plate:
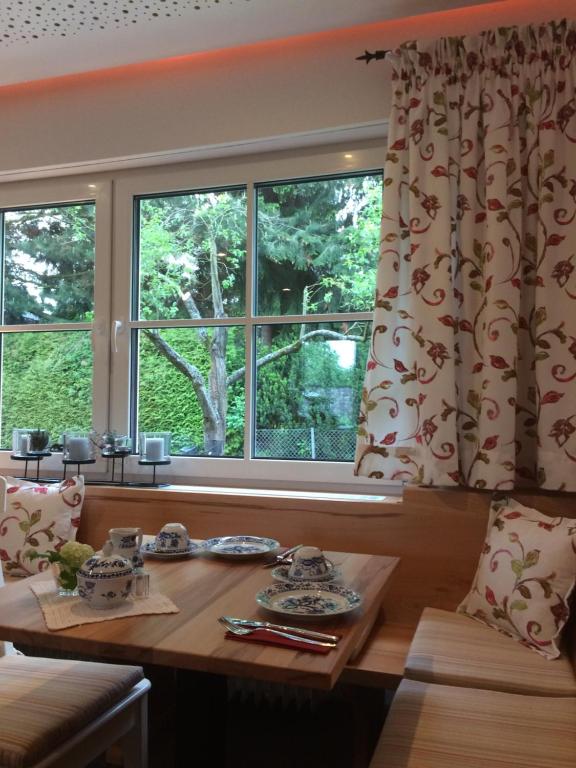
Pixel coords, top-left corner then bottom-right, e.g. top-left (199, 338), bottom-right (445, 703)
top-left (204, 535), bottom-right (280, 558)
top-left (141, 541), bottom-right (203, 559)
top-left (271, 564), bottom-right (342, 584)
top-left (255, 582), bottom-right (362, 617)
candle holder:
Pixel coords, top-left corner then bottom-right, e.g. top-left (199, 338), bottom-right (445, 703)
top-left (13, 428), bottom-right (32, 455)
top-left (62, 430), bottom-right (96, 479)
top-left (138, 431), bottom-right (171, 485)
top-left (101, 434), bottom-right (132, 483)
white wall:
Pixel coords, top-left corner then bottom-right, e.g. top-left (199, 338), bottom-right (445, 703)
top-left (0, 0), bottom-right (574, 178)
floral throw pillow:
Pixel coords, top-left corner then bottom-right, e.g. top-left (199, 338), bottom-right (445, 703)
top-left (458, 497), bottom-right (576, 659)
top-left (0, 476), bottom-right (84, 578)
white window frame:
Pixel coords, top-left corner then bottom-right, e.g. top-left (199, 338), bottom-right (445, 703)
top-left (111, 143), bottom-right (388, 492)
top-left (0, 144), bottom-right (398, 494)
top-left (0, 176), bottom-right (112, 474)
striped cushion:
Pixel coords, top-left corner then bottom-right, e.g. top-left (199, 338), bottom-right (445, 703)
top-left (405, 608), bottom-right (576, 697)
top-left (0, 656), bottom-right (143, 768)
top-left (370, 679), bottom-right (576, 768)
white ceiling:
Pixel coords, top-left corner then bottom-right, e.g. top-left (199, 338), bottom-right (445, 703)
top-left (0, 0), bottom-right (494, 87)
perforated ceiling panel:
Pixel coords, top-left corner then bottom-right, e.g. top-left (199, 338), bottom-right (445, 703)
top-left (0, 0), bottom-right (496, 86)
top-left (1, 0), bottom-right (246, 46)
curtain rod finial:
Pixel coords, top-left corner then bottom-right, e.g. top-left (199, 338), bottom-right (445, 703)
top-left (356, 49), bottom-right (390, 64)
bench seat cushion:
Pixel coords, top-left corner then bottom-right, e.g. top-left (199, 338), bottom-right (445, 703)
top-left (370, 679), bottom-right (576, 768)
top-left (405, 608), bottom-right (576, 697)
top-left (0, 655), bottom-right (143, 768)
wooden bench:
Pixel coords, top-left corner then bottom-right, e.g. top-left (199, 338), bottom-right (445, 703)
top-left (76, 484), bottom-right (576, 688)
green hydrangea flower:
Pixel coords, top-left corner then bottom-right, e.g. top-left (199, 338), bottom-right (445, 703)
top-left (59, 541), bottom-right (94, 569)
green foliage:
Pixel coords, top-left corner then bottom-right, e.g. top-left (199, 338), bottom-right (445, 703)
top-left (138, 189), bottom-right (247, 320)
top-left (4, 204), bottom-right (95, 324)
top-left (1, 331), bottom-right (92, 447)
top-left (138, 327), bottom-right (245, 456)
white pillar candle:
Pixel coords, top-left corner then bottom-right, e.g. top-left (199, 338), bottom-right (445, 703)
top-left (145, 437), bottom-right (164, 461)
top-left (67, 437), bottom-right (91, 461)
top-left (19, 434), bottom-right (29, 454)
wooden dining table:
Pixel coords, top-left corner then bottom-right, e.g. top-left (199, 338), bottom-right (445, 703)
top-left (0, 547), bottom-right (398, 691)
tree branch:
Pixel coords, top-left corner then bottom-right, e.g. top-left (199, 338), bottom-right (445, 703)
top-left (144, 329), bottom-right (219, 431)
top-left (179, 290), bottom-right (208, 345)
top-left (226, 330), bottom-right (363, 386)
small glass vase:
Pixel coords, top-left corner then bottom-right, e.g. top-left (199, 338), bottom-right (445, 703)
top-left (52, 564), bottom-right (79, 597)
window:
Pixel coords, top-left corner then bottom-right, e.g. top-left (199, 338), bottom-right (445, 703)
top-left (0, 199), bottom-right (100, 449)
top-left (0, 146), bottom-right (384, 491)
top-left (126, 165), bottom-right (380, 473)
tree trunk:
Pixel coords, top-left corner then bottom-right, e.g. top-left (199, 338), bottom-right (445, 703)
top-left (206, 235), bottom-right (228, 456)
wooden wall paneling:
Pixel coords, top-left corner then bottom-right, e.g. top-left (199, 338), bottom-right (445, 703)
top-left (78, 485), bottom-right (576, 632)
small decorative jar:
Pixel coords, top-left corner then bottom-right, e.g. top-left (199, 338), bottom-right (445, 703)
top-left (63, 430), bottom-right (95, 462)
top-left (100, 431), bottom-right (132, 456)
top-left (77, 541), bottom-right (134, 609)
top-left (139, 432), bottom-right (171, 462)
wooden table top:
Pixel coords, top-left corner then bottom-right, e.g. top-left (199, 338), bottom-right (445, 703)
top-left (0, 549), bottom-right (398, 690)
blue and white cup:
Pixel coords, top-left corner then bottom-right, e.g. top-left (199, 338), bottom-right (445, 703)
top-left (155, 523), bottom-right (189, 552)
top-left (288, 546), bottom-right (333, 580)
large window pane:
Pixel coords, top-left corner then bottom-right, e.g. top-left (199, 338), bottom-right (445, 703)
top-left (256, 174), bottom-right (381, 316)
top-left (135, 326), bottom-right (245, 457)
top-left (254, 322), bottom-right (370, 461)
top-left (136, 189), bottom-right (247, 321)
top-left (3, 203), bottom-right (95, 324)
top-left (0, 331), bottom-right (93, 448)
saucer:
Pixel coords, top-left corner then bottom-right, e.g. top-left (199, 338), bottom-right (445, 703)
top-left (271, 564), bottom-right (341, 583)
top-left (255, 582), bottom-right (362, 617)
top-left (141, 541), bottom-right (202, 559)
top-left (204, 535), bottom-right (280, 558)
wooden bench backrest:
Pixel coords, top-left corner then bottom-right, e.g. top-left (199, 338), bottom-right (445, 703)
top-left (79, 485), bottom-right (576, 629)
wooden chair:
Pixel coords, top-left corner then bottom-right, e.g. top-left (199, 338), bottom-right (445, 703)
top-left (0, 655), bottom-right (150, 768)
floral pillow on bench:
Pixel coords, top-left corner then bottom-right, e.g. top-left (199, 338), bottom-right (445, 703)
top-left (458, 496), bottom-right (576, 659)
top-left (0, 476), bottom-right (84, 578)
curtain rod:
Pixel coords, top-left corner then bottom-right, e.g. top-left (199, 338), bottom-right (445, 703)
top-left (356, 50), bottom-right (390, 64)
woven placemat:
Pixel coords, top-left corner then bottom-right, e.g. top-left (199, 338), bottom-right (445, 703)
top-left (30, 579), bottom-right (179, 631)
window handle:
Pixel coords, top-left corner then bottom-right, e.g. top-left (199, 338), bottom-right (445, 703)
top-left (112, 319), bottom-right (124, 354)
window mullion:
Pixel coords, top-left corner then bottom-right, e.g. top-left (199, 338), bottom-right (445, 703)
top-left (244, 181), bottom-right (255, 462)
top-left (91, 182), bottom-right (114, 436)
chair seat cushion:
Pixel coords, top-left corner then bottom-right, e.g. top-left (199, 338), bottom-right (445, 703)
top-left (405, 608), bottom-right (576, 696)
top-left (0, 655), bottom-right (143, 768)
top-left (370, 679), bottom-right (576, 768)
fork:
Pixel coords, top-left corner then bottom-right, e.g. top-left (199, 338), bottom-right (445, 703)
top-left (223, 616), bottom-right (339, 643)
top-left (218, 617), bottom-right (337, 648)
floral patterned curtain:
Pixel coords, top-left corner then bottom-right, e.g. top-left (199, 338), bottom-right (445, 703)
top-left (355, 20), bottom-right (576, 490)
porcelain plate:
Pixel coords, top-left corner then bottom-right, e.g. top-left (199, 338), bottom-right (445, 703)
top-left (256, 582), bottom-right (362, 617)
top-left (141, 540), bottom-right (203, 559)
top-left (204, 535), bottom-right (280, 558)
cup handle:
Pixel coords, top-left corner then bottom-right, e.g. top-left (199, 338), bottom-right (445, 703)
top-left (137, 530), bottom-right (143, 549)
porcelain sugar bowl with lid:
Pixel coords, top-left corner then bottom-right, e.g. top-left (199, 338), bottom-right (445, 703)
top-left (77, 540), bottom-right (134, 609)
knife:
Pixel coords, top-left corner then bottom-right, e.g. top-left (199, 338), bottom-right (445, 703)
top-left (223, 616), bottom-right (340, 643)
